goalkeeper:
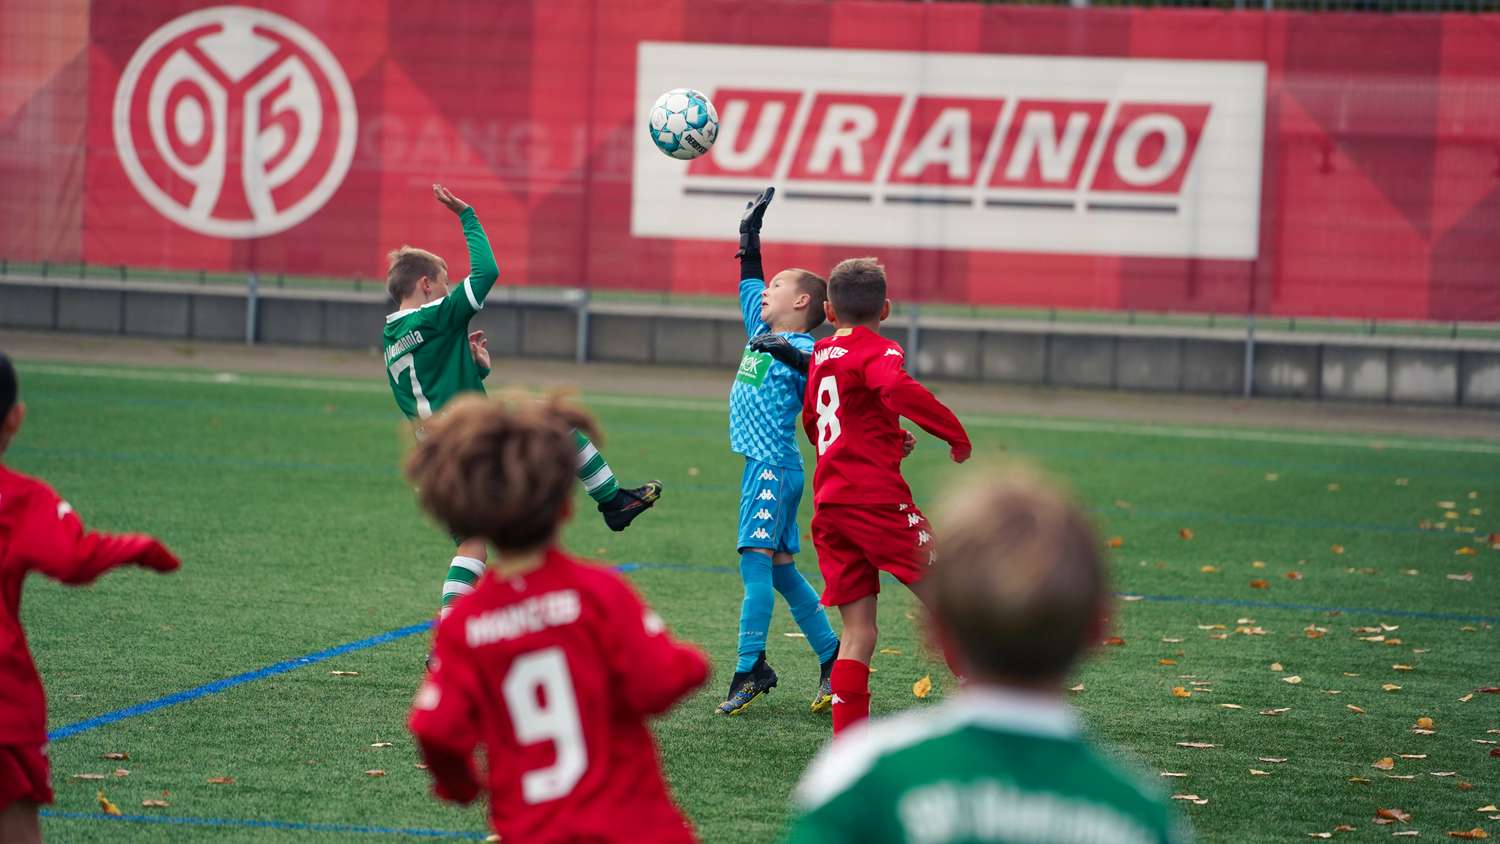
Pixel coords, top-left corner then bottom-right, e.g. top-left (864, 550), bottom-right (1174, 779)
top-left (716, 187), bottom-right (841, 717)
top-left (383, 185), bottom-right (661, 621)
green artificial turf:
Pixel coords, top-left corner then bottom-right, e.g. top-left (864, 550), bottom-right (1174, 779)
top-left (7, 361), bottom-right (1497, 842)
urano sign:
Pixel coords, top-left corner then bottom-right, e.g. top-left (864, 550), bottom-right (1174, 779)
top-left (634, 43), bottom-right (1266, 260)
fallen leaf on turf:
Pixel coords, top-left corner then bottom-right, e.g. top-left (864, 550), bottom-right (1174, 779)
top-left (1456, 547), bottom-right (1478, 557)
top-left (207, 777), bottom-right (235, 784)
top-left (1107, 537), bottom-right (1124, 548)
top-left (1208, 633), bottom-right (1229, 640)
top-left (1159, 658), bottom-right (1178, 666)
top-left (1459, 782), bottom-right (1474, 791)
top-left (1399, 754), bottom-right (1428, 760)
top-left (1329, 483), bottom-right (1341, 492)
top-left (1446, 830), bottom-right (1487, 840)
top-left (913, 675), bottom-right (933, 699)
top-left (1162, 637), bottom-right (1184, 643)
top-left (1480, 688), bottom-right (1500, 694)
top-left (1172, 687), bottom-right (1192, 698)
top-left (1261, 708), bottom-right (1292, 716)
top-left (1177, 742), bottom-right (1216, 749)
top-left (71, 773), bottom-right (106, 781)
top-left (1102, 637), bottom-right (1125, 646)
top-left (1345, 672), bottom-right (1361, 677)
top-left (1388, 775), bottom-right (1418, 780)
top-left (1237, 626), bottom-right (1269, 635)
top-left (1394, 665), bottom-right (1415, 672)
top-left (1377, 808), bottom-right (1413, 823)
top-left (1416, 717), bottom-right (1435, 730)
top-left (1180, 528), bottom-right (1195, 540)
top-left (1361, 635), bottom-right (1388, 642)
top-left (1161, 771), bottom-right (1189, 777)
top-left (1250, 769), bottom-right (1270, 776)
top-left (1271, 662), bottom-right (1285, 671)
top-left (112, 769), bottom-right (128, 778)
top-left (1349, 777), bottom-right (1372, 784)
top-left (1250, 579), bottom-right (1270, 589)
top-left (371, 742), bottom-right (393, 748)
top-left (97, 791), bottom-right (121, 816)
top-left (1384, 684), bottom-right (1404, 692)
top-left (1349, 705), bottom-right (1367, 714)
top-left (879, 648), bottom-right (903, 656)
top-left (1323, 689), bottom-right (1343, 695)
top-left (1331, 545), bottom-right (1345, 555)
top-left (1220, 703), bottom-right (1244, 710)
top-left (1308, 834), bottom-right (1332, 839)
top-left (1414, 729), bottom-right (1437, 735)
top-left (1431, 772), bottom-right (1458, 777)
top-left (365, 769), bottom-right (385, 777)
top-left (1481, 806), bottom-right (1500, 814)
top-left (1374, 758), bottom-right (1397, 770)
top-left (686, 467), bottom-right (699, 477)
top-left (1392, 833), bottom-right (1419, 838)
top-left (1170, 794), bottom-right (1209, 805)
top-left (1201, 565), bottom-right (1218, 573)
top-left (1069, 683), bottom-right (1084, 693)
top-left (1448, 573), bottom-right (1474, 581)
top-left (1439, 500), bottom-right (1458, 508)
top-left (1334, 825), bottom-right (1356, 833)
top-left (101, 753), bottom-right (128, 761)
top-left (1403, 569), bottom-right (1420, 576)
top-left (141, 799), bottom-right (168, 808)
top-left (1283, 675), bottom-right (1303, 685)
top-left (330, 671), bottom-right (359, 677)
top-left (1199, 624), bottom-right (1227, 630)
top-left (1286, 571), bottom-right (1304, 580)
top-left (1252, 560), bottom-right (1267, 569)
top-left (1259, 757), bottom-right (1288, 763)
top-left (1114, 499), bottom-right (1133, 509)
top-left (1265, 473), bottom-right (1279, 481)
top-left (1386, 639), bottom-right (1405, 646)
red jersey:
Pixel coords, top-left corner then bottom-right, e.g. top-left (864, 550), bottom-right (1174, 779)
top-left (801, 326), bottom-right (971, 506)
top-left (408, 548), bottom-right (709, 843)
top-left (0, 465), bottom-right (179, 746)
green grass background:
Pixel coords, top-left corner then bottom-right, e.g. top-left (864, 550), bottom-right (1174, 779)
top-left (8, 362), bottom-right (1498, 842)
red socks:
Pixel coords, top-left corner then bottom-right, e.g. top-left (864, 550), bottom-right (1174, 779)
top-left (830, 659), bottom-right (871, 735)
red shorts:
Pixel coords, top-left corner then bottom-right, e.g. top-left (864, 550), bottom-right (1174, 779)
top-left (0, 744), bottom-right (53, 813)
top-left (811, 503), bottom-right (935, 607)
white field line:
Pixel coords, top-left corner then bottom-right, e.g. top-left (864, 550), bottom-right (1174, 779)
top-left (20, 362), bottom-right (1500, 456)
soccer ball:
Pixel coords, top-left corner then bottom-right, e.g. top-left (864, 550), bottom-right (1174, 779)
top-left (648, 88), bottom-right (718, 161)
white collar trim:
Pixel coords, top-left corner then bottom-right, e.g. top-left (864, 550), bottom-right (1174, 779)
top-left (385, 298), bottom-right (445, 323)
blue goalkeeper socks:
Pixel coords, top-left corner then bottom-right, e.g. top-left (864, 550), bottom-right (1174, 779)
top-left (736, 551), bottom-right (774, 673)
top-left (773, 562), bottom-right (839, 664)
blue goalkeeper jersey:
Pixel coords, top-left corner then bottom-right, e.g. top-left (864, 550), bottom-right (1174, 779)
top-left (729, 277), bottom-right (814, 470)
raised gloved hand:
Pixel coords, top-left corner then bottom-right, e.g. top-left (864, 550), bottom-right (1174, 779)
top-left (736, 186), bottom-right (775, 259)
top-left (748, 332), bottom-right (810, 377)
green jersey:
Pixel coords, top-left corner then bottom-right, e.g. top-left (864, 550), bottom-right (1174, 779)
top-left (383, 208), bottom-right (500, 420)
top-left (786, 689), bottom-right (1185, 844)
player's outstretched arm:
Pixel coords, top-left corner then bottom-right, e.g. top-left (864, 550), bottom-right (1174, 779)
top-left (433, 184), bottom-right (500, 317)
top-left (736, 186), bottom-right (775, 334)
top-left (748, 332), bottom-right (810, 377)
top-left (866, 354), bottom-right (972, 463)
top-left (15, 481), bottom-right (179, 584)
top-left (601, 576), bottom-right (709, 716)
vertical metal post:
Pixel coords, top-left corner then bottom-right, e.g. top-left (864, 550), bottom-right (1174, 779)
top-left (1242, 313), bottom-right (1256, 398)
top-left (907, 304), bottom-right (922, 377)
top-left (575, 288), bottom-right (591, 364)
top-left (246, 272), bottom-right (259, 345)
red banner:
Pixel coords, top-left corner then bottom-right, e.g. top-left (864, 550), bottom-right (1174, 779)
top-left (2, 0), bottom-right (1498, 320)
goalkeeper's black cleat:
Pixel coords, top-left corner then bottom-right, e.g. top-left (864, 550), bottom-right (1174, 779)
top-left (810, 644), bottom-right (838, 714)
top-left (598, 480), bottom-right (663, 532)
top-left (716, 653), bottom-right (778, 716)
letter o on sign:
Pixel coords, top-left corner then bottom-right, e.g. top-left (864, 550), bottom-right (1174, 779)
top-left (1112, 114), bottom-right (1186, 188)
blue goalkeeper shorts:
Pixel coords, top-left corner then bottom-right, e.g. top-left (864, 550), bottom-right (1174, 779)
top-left (737, 458), bottom-right (804, 554)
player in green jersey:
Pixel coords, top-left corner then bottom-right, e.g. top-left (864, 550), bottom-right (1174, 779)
top-left (784, 469), bottom-right (1185, 844)
top-left (383, 185), bottom-right (662, 619)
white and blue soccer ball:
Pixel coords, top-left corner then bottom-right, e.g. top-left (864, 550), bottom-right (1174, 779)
top-left (648, 88), bottom-right (718, 161)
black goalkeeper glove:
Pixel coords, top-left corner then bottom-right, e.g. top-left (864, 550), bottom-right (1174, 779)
top-left (736, 186), bottom-right (775, 259)
top-left (748, 332), bottom-right (810, 377)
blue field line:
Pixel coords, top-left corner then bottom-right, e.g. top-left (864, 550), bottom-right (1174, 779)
top-left (48, 621), bottom-right (431, 742)
top-left (40, 810), bottom-right (487, 839)
top-left (613, 562), bottom-right (1500, 625)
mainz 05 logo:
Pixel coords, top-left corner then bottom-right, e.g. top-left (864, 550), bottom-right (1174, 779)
top-left (635, 43), bottom-right (1266, 260)
top-left (113, 6), bottom-right (357, 238)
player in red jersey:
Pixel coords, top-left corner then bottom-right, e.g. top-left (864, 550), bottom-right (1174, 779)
top-left (0, 352), bottom-right (180, 844)
top-left (754, 257), bottom-right (971, 735)
top-left (405, 393), bottom-right (709, 843)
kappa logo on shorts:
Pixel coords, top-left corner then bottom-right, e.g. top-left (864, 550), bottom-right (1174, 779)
top-left (884, 348), bottom-right (903, 357)
top-left (918, 529), bottom-right (931, 545)
top-left (753, 508), bottom-right (774, 521)
top-left (756, 489), bottom-right (778, 501)
top-left (907, 512), bottom-right (921, 527)
top-left (758, 469), bottom-right (778, 481)
top-left (751, 528), bottom-right (772, 540)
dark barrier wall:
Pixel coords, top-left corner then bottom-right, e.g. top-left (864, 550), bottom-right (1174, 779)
top-left (3, 1), bottom-right (1498, 319)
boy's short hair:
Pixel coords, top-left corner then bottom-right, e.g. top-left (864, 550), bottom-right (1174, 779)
top-left (404, 393), bottom-right (601, 553)
top-left (0, 351), bottom-right (15, 418)
top-left (827, 257), bottom-right (886, 324)
top-left (932, 469), bottom-right (1106, 682)
top-left (788, 269), bottom-right (828, 332)
top-left (387, 246), bottom-right (446, 303)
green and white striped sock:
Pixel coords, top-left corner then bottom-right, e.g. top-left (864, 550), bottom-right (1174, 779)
top-left (574, 429), bottom-right (619, 504)
top-left (439, 555), bottom-right (485, 618)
